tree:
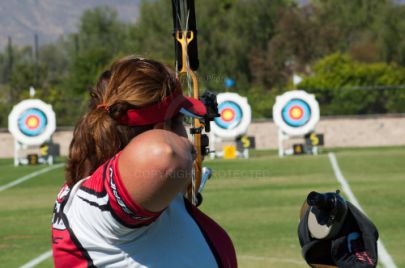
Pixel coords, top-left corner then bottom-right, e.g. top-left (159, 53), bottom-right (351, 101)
top-left (299, 53), bottom-right (405, 115)
top-left (126, 0), bottom-right (173, 63)
top-left (68, 6), bottom-right (130, 95)
top-left (198, 0), bottom-right (291, 91)
top-left (375, 4), bottom-right (405, 66)
top-left (250, 5), bottom-right (320, 89)
top-left (39, 39), bottom-right (72, 88)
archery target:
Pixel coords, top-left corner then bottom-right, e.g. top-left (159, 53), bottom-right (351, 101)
top-left (8, 99), bottom-right (56, 145)
top-left (212, 93), bottom-right (251, 139)
top-left (273, 90), bottom-right (319, 136)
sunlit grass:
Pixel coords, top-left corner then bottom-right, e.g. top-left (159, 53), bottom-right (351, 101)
top-left (0, 147), bottom-right (404, 267)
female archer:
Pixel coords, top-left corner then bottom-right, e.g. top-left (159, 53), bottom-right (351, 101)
top-left (51, 56), bottom-right (237, 268)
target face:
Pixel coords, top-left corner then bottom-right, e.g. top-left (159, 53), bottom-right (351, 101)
top-left (282, 99), bottom-right (311, 127)
top-left (273, 90), bottom-right (319, 136)
top-left (212, 93), bottom-right (251, 139)
top-left (8, 99), bottom-right (56, 145)
top-left (215, 101), bottom-right (243, 130)
top-left (18, 108), bottom-right (48, 137)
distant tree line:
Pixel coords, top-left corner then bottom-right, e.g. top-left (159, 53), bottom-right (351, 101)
top-left (1, 0), bottom-right (405, 127)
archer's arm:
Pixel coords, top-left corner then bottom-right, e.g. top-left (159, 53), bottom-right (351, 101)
top-left (118, 129), bottom-right (195, 212)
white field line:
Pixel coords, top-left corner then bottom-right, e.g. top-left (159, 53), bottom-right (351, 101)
top-left (19, 250), bottom-right (52, 268)
top-left (328, 153), bottom-right (397, 268)
top-left (239, 255), bottom-right (305, 265)
top-left (0, 163), bottom-right (63, 192)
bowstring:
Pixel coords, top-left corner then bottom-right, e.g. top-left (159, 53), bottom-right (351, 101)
top-left (184, 8), bottom-right (197, 205)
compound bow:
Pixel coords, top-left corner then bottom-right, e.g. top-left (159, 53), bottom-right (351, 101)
top-left (171, 0), bottom-right (218, 206)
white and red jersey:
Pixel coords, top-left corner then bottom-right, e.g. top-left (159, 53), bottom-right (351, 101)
top-left (51, 153), bottom-right (237, 268)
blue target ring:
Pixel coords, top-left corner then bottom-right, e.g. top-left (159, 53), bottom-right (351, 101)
top-left (214, 101), bottom-right (243, 129)
top-left (18, 108), bottom-right (48, 137)
top-left (281, 99), bottom-right (311, 127)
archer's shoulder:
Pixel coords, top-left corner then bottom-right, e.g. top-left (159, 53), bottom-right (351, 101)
top-left (126, 129), bottom-right (180, 155)
top-left (133, 129), bottom-right (182, 142)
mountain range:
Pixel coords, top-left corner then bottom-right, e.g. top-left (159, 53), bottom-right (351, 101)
top-left (0, 0), bottom-right (140, 49)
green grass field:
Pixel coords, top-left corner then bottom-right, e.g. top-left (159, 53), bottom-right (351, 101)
top-left (0, 147), bottom-right (404, 268)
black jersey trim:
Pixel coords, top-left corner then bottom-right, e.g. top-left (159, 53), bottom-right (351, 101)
top-left (77, 195), bottom-right (110, 211)
top-left (80, 186), bottom-right (107, 197)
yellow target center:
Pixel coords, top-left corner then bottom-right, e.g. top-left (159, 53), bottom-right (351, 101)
top-left (290, 107), bottom-right (303, 119)
top-left (27, 116), bottom-right (39, 129)
top-left (222, 109), bottom-right (235, 121)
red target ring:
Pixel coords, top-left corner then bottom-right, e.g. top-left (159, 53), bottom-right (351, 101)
top-left (25, 115), bottom-right (40, 129)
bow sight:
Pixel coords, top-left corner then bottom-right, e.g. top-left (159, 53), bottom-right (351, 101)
top-left (191, 91), bottom-right (219, 156)
top-left (201, 91), bottom-right (220, 132)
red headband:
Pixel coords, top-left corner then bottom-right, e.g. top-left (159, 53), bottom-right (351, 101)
top-left (117, 90), bottom-right (206, 126)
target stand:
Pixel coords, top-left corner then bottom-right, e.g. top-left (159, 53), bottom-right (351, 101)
top-left (8, 99), bottom-right (56, 166)
top-left (273, 90), bottom-right (320, 157)
top-left (211, 93), bottom-right (252, 159)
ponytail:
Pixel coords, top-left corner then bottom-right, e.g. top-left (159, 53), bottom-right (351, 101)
top-left (65, 56), bottom-right (177, 186)
top-left (65, 108), bottom-right (130, 186)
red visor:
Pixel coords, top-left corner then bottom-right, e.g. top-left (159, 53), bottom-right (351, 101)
top-left (117, 90), bottom-right (207, 126)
